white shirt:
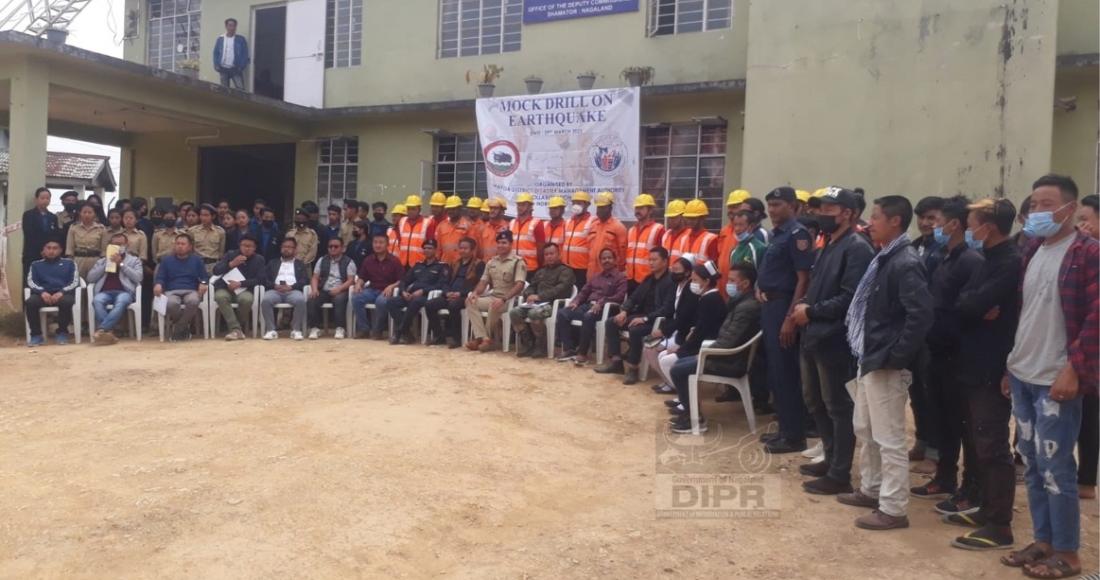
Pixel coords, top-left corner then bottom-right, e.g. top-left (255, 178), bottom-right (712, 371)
top-left (276, 259), bottom-right (297, 286)
top-left (1006, 233), bottom-right (1075, 385)
top-left (221, 34), bottom-right (236, 69)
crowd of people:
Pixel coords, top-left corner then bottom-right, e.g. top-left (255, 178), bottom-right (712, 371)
top-left (19, 175), bottom-right (1098, 577)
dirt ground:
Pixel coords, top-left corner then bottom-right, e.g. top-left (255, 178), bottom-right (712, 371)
top-left (0, 338), bottom-right (1096, 580)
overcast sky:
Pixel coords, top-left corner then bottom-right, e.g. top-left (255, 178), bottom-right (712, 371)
top-left (46, 0), bottom-right (125, 208)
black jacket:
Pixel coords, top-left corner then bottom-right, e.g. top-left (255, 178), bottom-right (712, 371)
top-left (802, 229), bottom-right (874, 354)
top-left (659, 282), bottom-right (700, 340)
top-left (678, 290), bottom-right (728, 358)
top-left (212, 251), bottom-right (267, 290)
top-left (954, 239), bottom-right (1022, 386)
top-left (704, 293), bottom-right (762, 377)
top-left (400, 259), bottom-right (451, 294)
top-left (622, 270), bottom-right (675, 320)
top-left (445, 259), bottom-right (485, 297)
top-left (264, 257), bottom-right (310, 291)
top-left (926, 242), bottom-right (984, 354)
top-left (22, 208), bottom-right (60, 260)
top-left (858, 239), bottom-right (933, 376)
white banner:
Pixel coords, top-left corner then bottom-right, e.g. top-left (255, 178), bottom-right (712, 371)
top-left (475, 87), bottom-right (640, 220)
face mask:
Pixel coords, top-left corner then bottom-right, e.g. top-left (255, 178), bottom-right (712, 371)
top-left (817, 215), bottom-right (840, 235)
top-left (1024, 202), bottom-right (1072, 238)
top-left (689, 282), bottom-right (703, 295)
top-left (933, 226), bottom-right (949, 245)
top-left (571, 204), bottom-right (584, 215)
top-left (736, 231), bottom-right (752, 243)
top-left (671, 272), bottom-right (687, 283)
top-left (374, 213), bottom-right (385, 221)
top-left (964, 230), bottom-right (983, 250)
top-left (725, 282), bottom-right (741, 298)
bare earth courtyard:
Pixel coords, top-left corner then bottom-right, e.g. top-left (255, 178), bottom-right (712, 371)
top-left (0, 340), bottom-right (1096, 579)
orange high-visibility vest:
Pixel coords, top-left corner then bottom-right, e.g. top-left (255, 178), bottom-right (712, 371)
top-left (626, 221), bottom-right (666, 284)
top-left (479, 218), bottom-right (508, 261)
top-left (398, 216), bottom-right (431, 267)
top-left (436, 217), bottom-right (469, 264)
top-left (545, 219), bottom-right (566, 248)
top-left (510, 215), bottom-right (543, 272)
top-left (587, 217), bottom-right (628, 279)
top-left (563, 214), bottom-right (596, 270)
top-left (716, 224), bottom-right (739, 298)
top-left (387, 226), bottom-right (400, 256)
top-left (662, 228), bottom-right (690, 261)
top-left (686, 228), bottom-right (718, 265)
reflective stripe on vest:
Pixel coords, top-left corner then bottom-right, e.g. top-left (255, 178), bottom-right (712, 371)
top-left (399, 217), bottom-right (430, 266)
top-left (545, 220), bottom-right (566, 248)
top-left (387, 228), bottom-right (399, 255)
top-left (510, 216), bottom-right (542, 271)
top-left (626, 221), bottom-right (662, 282)
top-left (662, 229), bottom-right (690, 261)
top-left (689, 230), bottom-right (717, 264)
top-left (563, 214), bottom-right (595, 269)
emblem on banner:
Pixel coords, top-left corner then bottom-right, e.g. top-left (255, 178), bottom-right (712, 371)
top-left (484, 140), bottom-right (521, 177)
top-left (590, 134), bottom-right (626, 176)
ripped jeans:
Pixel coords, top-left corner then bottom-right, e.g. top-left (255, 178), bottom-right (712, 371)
top-left (1010, 373), bottom-right (1083, 552)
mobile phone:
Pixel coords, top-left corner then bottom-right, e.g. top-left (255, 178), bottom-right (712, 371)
top-left (278, 279), bottom-right (285, 286)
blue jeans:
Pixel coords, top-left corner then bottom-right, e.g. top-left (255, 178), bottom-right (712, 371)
top-left (1011, 373), bottom-right (1083, 552)
top-left (93, 290), bottom-right (134, 332)
top-left (353, 288), bottom-right (391, 334)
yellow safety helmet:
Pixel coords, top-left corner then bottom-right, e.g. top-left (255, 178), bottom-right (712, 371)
top-left (404, 194), bottom-right (422, 207)
top-left (665, 199), bottom-right (687, 218)
top-left (726, 189), bottom-right (751, 206)
top-left (494, 196), bottom-right (508, 208)
top-left (683, 199), bottom-right (709, 218)
top-left (813, 188), bottom-right (828, 198)
top-left (547, 196), bottom-right (567, 209)
top-left (634, 193), bottom-right (657, 208)
top-left (572, 191), bottom-right (592, 204)
top-left (480, 204), bottom-right (491, 213)
top-left (595, 191), bottom-right (615, 207)
top-left (444, 195), bottom-right (463, 209)
top-left (795, 190), bottom-right (811, 203)
top-left (516, 192), bottom-right (534, 204)
top-left (393, 204), bottom-right (408, 216)
top-left (430, 191), bottom-right (447, 206)
top-left (466, 196), bottom-right (483, 209)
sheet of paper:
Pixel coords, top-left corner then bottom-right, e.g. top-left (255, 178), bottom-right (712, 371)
top-left (518, 302), bottom-right (549, 309)
top-left (221, 268), bottom-right (247, 295)
top-left (152, 295), bottom-right (168, 317)
top-left (104, 244), bottom-right (120, 273)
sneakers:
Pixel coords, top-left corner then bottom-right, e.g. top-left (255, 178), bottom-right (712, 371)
top-left (54, 332), bottom-right (70, 345)
top-left (94, 330), bottom-right (119, 345)
top-left (593, 359), bottom-right (625, 374)
top-left (334, 327), bottom-right (346, 340)
top-left (290, 330), bottom-right (304, 341)
top-left (935, 494), bottom-right (981, 515)
top-left (855, 510), bottom-right (910, 530)
top-left (911, 481), bottom-right (956, 500)
top-left (27, 335), bottom-right (45, 347)
top-left (837, 490), bottom-right (880, 509)
top-left (802, 440), bottom-right (825, 459)
top-left (308, 328), bottom-right (321, 340)
top-left (802, 476), bottom-right (853, 496)
top-left (224, 329), bottom-right (244, 341)
top-left (263, 330), bottom-right (278, 340)
top-left (556, 350), bottom-right (577, 362)
top-left (670, 415), bottom-right (706, 434)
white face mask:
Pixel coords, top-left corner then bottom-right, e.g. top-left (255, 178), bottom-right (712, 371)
top-left (571, 204), bottom-right (584, 215)
top-left (689, 282), bottom-right (703, 295)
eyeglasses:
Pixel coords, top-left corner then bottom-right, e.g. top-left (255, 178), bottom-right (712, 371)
top-left (328, 244), bottom-right (341, 249)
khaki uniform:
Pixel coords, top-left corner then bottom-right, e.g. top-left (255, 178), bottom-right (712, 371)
top-left (287, 226), bottom-right (319, 265)
top-left (188, 224), bottom-right (226, 272)
top-left (468, 253), bottom-right (527, 340)
top-left (153, 227), bottom-right (182, 262)
top-left (121, 228), bottom-right (149, 262)
top-left (66, 221), bottom-right (106, 279)
top-left (57, 210), bottom-right (74, 229)
top-left (340, 220), bottom-right (357, 245)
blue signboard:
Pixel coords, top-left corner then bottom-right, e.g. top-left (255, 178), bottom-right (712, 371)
top-left (524, 0), bottom-right (640, 24)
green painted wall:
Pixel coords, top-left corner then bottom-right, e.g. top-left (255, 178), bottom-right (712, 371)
top-left (741, 0), bottom-right (1058, 211)
top-left (1051, 68), bottom-right (1099, 194)
top-left (1057, 0), bottom-right (1100, 56)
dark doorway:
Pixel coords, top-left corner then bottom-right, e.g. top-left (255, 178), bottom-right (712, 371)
top-left (252, 5), bottom-right (286, 100)
top-left (199, 144), bottom-right (296, 223)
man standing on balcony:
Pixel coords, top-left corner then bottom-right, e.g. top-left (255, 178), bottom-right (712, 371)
top-left (214, 18), bottom-right (250, 90)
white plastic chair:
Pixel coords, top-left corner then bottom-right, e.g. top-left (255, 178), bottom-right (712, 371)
top-left (207, 275), bottom-right (260, 338)
top-left (526, 285), bottom-right (577, 358)
top-left (615, 316), bottom-right (663, 380)
top-left (464, 284), bottom-right (523, 351)
top-left (258, 285), bottom-right (310, 336)
top-left (573, 301), bottom-right (619, 364)
top-left (349, 280), bottom-right (396, 337)
top-left (23, 279), bottom-right (85, 344)
top-left (88, 284), bottom-right (142, 342)
top-left (155, 288), bottom-right (211, 341)
top-left (420, 289), bottom-right (444, 344)
top-left (687, 331), bottom-right (764, 435)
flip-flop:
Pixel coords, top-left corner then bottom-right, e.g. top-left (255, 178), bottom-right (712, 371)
top-left (950, 529), bottom-right (1013, 551)
top-left (1001, 543), bottom-right (1051, 568)
top-left (1023, 556), bottom-right (1082, 579)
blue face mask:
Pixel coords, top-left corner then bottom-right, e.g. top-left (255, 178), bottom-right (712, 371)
top-left (964, 230), bottom-right (983, 250)
top-left (725, 282), bottom-right (741, 298)
top-left (1024, 202), bottom-right (1072, 238)
top-left (932, 226), bottom-right (949, 245)
top-left (736, 231), bottom-right (752, 243)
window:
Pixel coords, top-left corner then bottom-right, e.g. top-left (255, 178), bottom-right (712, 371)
top-left (147, 0), bottom-right (202, 72)
top-left (642, 124), bottom-right (727, 230)
top-left (434, 135), bottom-right (488, 199)
top-left (325, 0), bottom-right (363, 68)
top-left (438, 0), bottom-right (522, 59)
top-left (317, 138), bottom-right (359, 208)
top-left (649, 0), bottom-right (732, 36)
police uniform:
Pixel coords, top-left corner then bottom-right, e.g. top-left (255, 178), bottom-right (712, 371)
top-left (386, 239), bottom-right (451, 340)
top-left (288, 224), bottom-right (320, 266)
top-left (65, 221), bottom-right (106, 279)
top-left (187, 224), bottom-right (225, 273)
top-left (467, 230), bottom-right (527, 342)
top-left (122, 227), bottom-right (150, 262)
top-left (756, 186), bottom-right (816, 445)
top-left (153, 227), bottom-right (181, 263)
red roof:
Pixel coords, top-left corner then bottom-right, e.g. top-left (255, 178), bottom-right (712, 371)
top-left (0, 150), bottom-right (116, 191)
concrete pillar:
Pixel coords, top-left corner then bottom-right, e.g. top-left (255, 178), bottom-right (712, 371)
top-left (6, 58), bottom-right (49, 307)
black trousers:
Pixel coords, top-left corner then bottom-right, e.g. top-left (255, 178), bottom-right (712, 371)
top-left (425, 296), bottom-right (464, 340)
top-left (801, 343), bottom-right (856, 484)
top-left (308, 289), bottom-right (350, 328)
top-left (908, 345), bottom-right (936, 450)
top-left (556, 302), bottom-right (597, 354)
top-left (571, 268), bottom-right (587, 290)
top-left (387, 294), bottom-right (429, 333)
top-left (604, 315), bottom-right (651, 365)
top-left (761, 296), bottom-right (806, 441)
top-left (928, 352), bottom-right (975, 495)
top-left (1080, 393), bottom-right (1099, 486)
top-left (25, 293), bottom-right (75, 336)
top-left (964, 383), bottom-right (1014, 527)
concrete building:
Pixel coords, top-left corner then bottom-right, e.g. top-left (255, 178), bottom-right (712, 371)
top-left (0, 0), bottom-right (1096, 304)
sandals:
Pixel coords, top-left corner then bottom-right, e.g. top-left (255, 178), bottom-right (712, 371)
top-left (1023, 556), bottom-right (1082, 579)
top-left (1002, 543), bottom-right (1051, 568)
top-left (950, 527), bottom-right (1013, 551)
